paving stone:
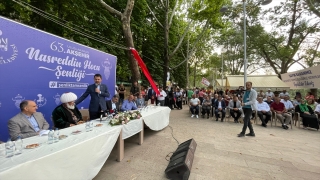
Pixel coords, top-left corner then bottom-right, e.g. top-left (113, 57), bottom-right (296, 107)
top-left (94, 105), bottom-right (320, 180)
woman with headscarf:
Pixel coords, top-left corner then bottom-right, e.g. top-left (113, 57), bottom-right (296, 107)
top-left (295, 100), bottom-right (319, 129)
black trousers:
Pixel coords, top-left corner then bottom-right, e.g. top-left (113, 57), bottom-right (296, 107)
top-left (230, 109), bottom-right (242, 121)
top-left (176, 101), bottom-right (182, 109)
top-left (215, 109), bottom-right (226, 119)
top-left (301, 114), bottom-right (319, 129)
top-left (201, 106), bottom-right (210, 116)
top-left (241, 108), bottom-right (254, 134)
top-left (257, 111), bottom-right (271, 124)
top-left (89, 109), bottom-right (105, 120)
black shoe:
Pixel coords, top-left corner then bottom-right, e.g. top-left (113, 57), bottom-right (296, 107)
top-left (221, 119), bottom-right (224, 122)
top-left (262, 124), bottom-right (267, 127)
top-left (285, 125), bottom-right (289, 129)
top-left (207, 116), bottom-right (209, 119)
top-left (246, 133), bottom-right (255, 137)
top-left (216, 118), bottom-right (218, 121)
top-left (237, 133), bottom-right (245, 137)
top-left (282, 124), bottom-right (287, 130)
top-left (235, 120), bottom-right (239, 123)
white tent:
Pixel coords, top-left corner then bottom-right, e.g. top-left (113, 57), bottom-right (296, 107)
top-left (225, 75), bottom-right (290, 91)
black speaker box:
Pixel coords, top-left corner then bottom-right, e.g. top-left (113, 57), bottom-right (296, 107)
top-left (165, 139), bottom-right (197, 180)
top-left (171, 138), bottom-right (197, 159)
top-left (165, 149), bottom-right (194, 180)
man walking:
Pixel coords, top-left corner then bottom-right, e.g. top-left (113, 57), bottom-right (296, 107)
top-left (238, 81), bottom-right (257, 137)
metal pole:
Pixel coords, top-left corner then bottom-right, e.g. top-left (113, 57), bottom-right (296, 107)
top-left (221, 53), bottom-right (224, 89)
top-left (243, 0), bottom-right (247, 89)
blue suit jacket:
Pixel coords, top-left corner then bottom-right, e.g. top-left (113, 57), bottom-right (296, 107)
top-left (214, 100), bottom-right (226, 109)
top-left (147, 88), bottom-right (156, 99)
top-left (75, 84), bottom-right (110, 112)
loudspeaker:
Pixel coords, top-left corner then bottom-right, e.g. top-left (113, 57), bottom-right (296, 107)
top-left (171, 139), bottom-right (197, 159)
top-left (165, 139), bottom-right (197, 180)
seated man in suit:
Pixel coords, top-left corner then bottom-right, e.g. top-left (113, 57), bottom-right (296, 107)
top-left (228, 95), bottom-right (242, 123)
top-left (8, 100), bottom-right (49, 140)
top-left (121, 95), bottom-right (137, 112)
top-left (52, 92), bottom-right (84, 129)
top-left (256, 97), bottom-right (271, 127)
top-left (214, 95), bottom-right (226, 122)
top-left (106, 95), bottom-right (120, 114)
top-left (135, 93), bottom-right (145, 108)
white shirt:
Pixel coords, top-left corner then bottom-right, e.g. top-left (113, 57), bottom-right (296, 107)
top-left (218, 101), bottom-right (222, 109)
top-left (112, 101), bottom-right (116, 110)
top-left (280, 99), bottom-right (294, 109)
top-left (279, 92), bottom-right (289, 97)
top-left (256, 101), bottom-right (270, 111)
top-left (315, 104), bottom-right (320, 112)
top-left (189, 98), bottom-right (200, 106)
top-left (265, 91), bottom-right (274, 97)
top-left (157, 90), bottom-right (167, 100)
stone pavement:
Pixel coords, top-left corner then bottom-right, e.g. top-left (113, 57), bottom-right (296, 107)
top-left (94, 105), bottom-right (320, 180)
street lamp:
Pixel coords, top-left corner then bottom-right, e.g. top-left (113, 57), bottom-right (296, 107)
top-left (220, 0), bottom-right (272, 89)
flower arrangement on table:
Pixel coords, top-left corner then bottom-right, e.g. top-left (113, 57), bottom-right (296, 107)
top-left (109, 110), bottom-right (142, 126)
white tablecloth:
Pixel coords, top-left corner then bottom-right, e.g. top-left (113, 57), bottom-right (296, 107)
top-left (141, 106), bottom-right (171, 131)
top-left (0, 122), bottom-right (122, 180)
top-left (122, 118), bottom-right (143, 139)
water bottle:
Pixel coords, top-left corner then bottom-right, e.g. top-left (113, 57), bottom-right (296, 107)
top-left (48, 130), bottom-right (54, 144)
top-left (54, 128), bottom-right (59, 143)
top-left (5, 139), bottom-right (14, 158)
top-left (15, 136), bottom-right (23, 155)
top-left (85, 121), bottom-right (90, 132)
top-left (89, 120), bottom-right (94, 131)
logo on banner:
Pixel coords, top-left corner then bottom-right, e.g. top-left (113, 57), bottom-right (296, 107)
top-left (0, 30), bottom-right (18, 65)
top-left (102, 59), bottom-right (112, 80)
top-left (34, 94), bottom-right (47, 107)
top-left (12, 94), bottom-right (25, 109)
top-left (53, 93), bottom-right (61, 105)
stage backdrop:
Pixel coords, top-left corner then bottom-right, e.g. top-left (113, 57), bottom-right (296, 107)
top-left (0, 17), bottom-right (117, 141)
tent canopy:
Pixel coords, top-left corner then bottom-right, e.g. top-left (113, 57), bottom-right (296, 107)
top-left (225, 75), bottom-right (290, 91)
top-left (215, 78), bottom-right (225, 87)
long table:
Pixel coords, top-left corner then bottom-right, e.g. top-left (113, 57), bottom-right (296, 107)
top-left (0, 106), bottom-right (171, 179)
top-left (0, 121), bottom-right (122, 180)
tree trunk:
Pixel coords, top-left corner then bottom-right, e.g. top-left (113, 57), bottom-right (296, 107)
top-left (122, 17), bottom-right (140, 83)
top-left (163, 1), bottom-right (169, 88)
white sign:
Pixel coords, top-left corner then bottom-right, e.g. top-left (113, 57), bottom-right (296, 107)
top-left (201, 77), bottom-right (210, 87)
top-left (281, 65), bottom-right (320, 89)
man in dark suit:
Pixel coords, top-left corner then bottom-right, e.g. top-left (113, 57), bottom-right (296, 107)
top-left (214, 95), bottom-right (226, 122)
top-left (147, 85), bottom-right (156, 104)
top-left (76, 74), bottom-right (110, 120)
top-left (106, 95), bottom-right (120, 113)
top-left (8, 100), bottom-right (49, 140)
top-left (211, 94), bottom-right (218, 117)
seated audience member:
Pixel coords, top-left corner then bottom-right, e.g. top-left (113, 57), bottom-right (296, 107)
top-left (265, 89), bottom-right (274, 98)
top-left (292, 96), bottom-right (302, 107)
top-left (281, 95), bottom-right (294, 113)
top-left (305, 92), bottom-right (315, 101)
top-left (314, 99), bottom-right (320, 117)
top-left (8, 100), bottom-right (49, 140)
top-left (189, 94), bottom-right (200, 118)
top-left (264, 96), bottom-right (273, 106)
top-left (279, 89), bottom-right (289, 99)
top-left (228, 95), bottom-right (242, 123)
top-left (214, 95), bottom-right (226, 122)
top-left (295, 100), bottom-right (319, 129)
top-left (257, 90), bottom-right (265, 98)
top-left (106, 95), bottom-right (120, 113)
top-left (270, 97), bottom-right (292, 130)
top-left (52, 92), bottom-right (83, 129)
top-left (211, 94), bottom-right (219, 117)
top-left (256, 97), bottom-right (271, 127)
top-left (136, 93), bottom-right (145, 108)
top-left (201, 96), bottom-right (212, 119)
top-left (121, 95), bottom-right (137, 111)
top-left (307, 99), bottom-right (316, 110)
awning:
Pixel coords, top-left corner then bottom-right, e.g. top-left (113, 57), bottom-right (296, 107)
top-left (225, 75), bottom-right (290, 91)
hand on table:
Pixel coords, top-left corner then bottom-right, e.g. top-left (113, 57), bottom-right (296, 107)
top-left (70, 124), bottom-right (76, 127)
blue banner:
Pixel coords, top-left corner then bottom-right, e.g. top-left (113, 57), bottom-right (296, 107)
top-left (0, 17), bottom-right (117, 141)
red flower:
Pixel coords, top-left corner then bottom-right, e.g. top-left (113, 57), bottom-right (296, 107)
top-left (109, 109), bottom-right (114, 113)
